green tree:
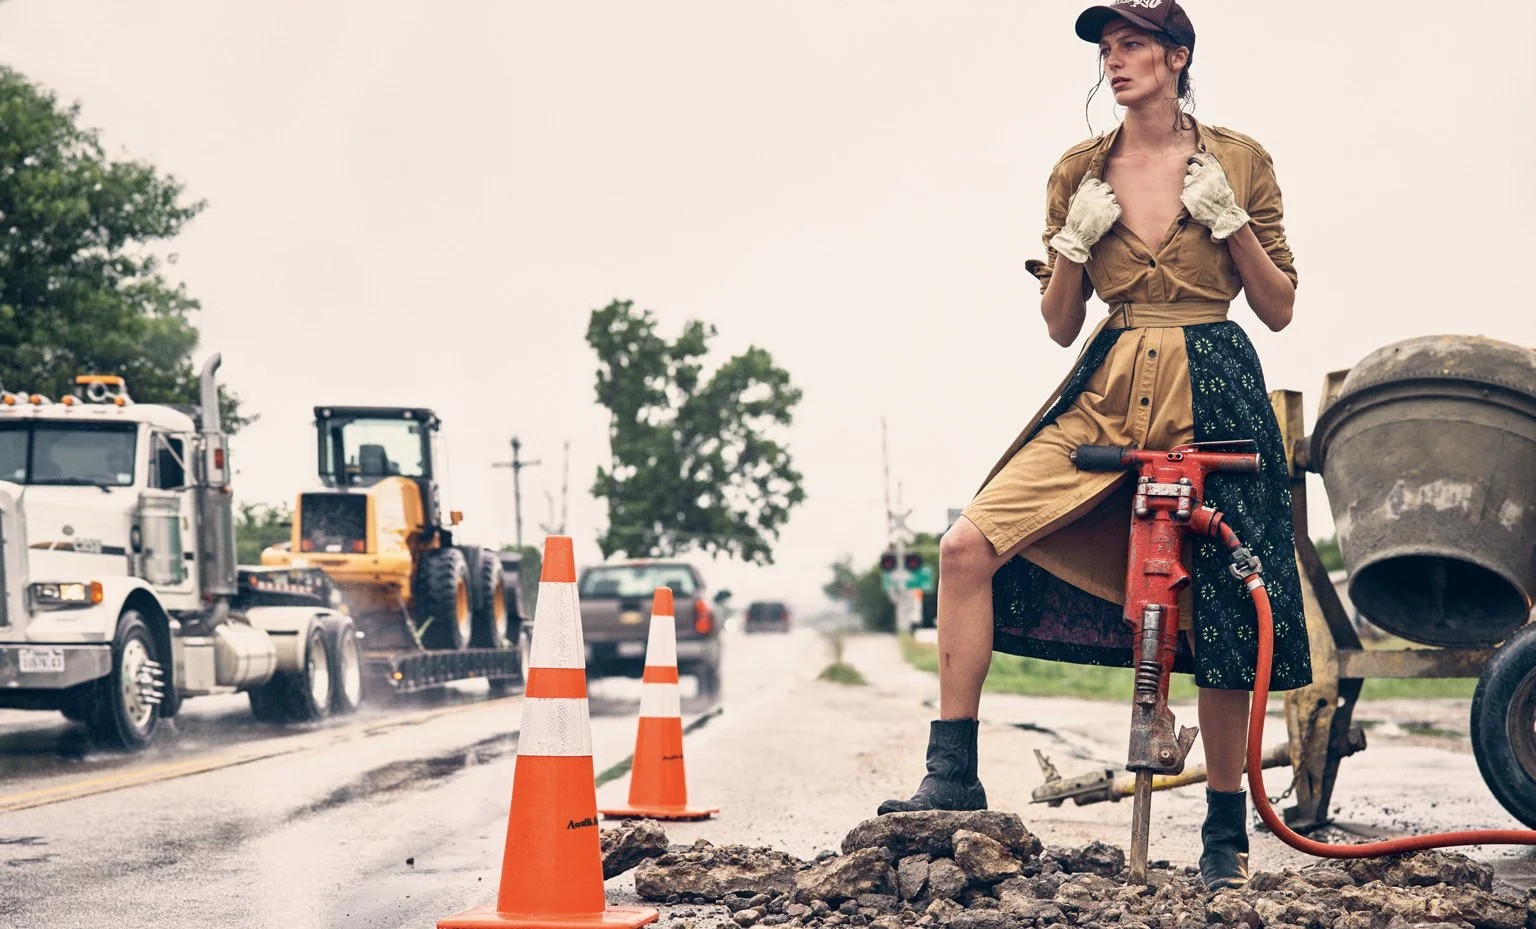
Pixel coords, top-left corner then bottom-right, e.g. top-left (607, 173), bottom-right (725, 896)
top-left (0, 67), bottom-right (242, 426)
top-left (824, 555), bottom-right (896, 633)
top-left (586, 300), bottom-right (805, 565)
top-left (235, 503), bottom-right (291, 565)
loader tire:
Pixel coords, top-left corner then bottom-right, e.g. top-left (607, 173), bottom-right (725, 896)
top-left (249, 624), bottom-right (334, 723)
top-left (418, 547), bottom-right (472, 651)
top-left (1471, 622), bottom-right (1536, 828)
top-left (88, 610), bottom-right (163, 751)
top-left (470, 549), bottom-right (510, 648)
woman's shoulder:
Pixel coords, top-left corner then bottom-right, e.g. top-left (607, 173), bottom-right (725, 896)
top-left (1202, 124), bottom-right (1277, 163)
top-left (1048, 134), bottom-right (1109, 182)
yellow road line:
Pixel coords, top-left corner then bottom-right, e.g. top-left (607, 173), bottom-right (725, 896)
top-left (0, 694), bottom-right (521, 816)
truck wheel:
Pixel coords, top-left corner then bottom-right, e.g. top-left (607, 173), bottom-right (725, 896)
top-left (248, 624), bottom-right (334, 723)
top-left (88, 610), bottom-right (164, 751)
top-left (326, 618), bottom-right (364, 715)
top-left (1471, 623), bottom-right (1536, 828)
top-left (418, 547), bottom-right (472, 651)
top-left (470, 550), bottom-right (510, 648)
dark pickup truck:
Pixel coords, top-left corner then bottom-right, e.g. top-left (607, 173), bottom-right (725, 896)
top-left (577, 560), bottom-right (722, 698)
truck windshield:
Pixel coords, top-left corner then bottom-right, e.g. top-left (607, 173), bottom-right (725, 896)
top-left (0, 422), bottom-right (138, 487)
top-left (319, 417), bottom-right (427, 483)
top-left (579, 565), bottom-right (698, 598)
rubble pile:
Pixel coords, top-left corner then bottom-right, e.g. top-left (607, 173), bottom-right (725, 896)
top-left (603, 811), bottom-right (1536, 929)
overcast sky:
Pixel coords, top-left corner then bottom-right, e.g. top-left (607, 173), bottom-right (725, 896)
top-left (1, 1), bottom-right (1533, 613)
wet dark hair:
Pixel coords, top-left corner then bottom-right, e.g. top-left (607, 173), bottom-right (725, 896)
top-left (1084, 27), bottom-right (1194, 133)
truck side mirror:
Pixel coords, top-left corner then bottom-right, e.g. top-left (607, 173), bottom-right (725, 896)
top-left (713, 589), bottom-right (732, 605)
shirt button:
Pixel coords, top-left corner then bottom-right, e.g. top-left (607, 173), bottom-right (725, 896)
top-left (1147, 349), bottom-right (1158, 359)
top-left (1147, 259), bottom-right (1157, 268)
top-left (1178, 217), bottom-right (1188, 226)
top-left (1139, 397), bottom-right (1150, 406)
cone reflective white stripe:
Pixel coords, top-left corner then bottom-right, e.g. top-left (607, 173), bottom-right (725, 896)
top-left (637, 683), bottom-right (681, 719)
top-left (530, 580), bottom-right (588, 669)
top-left (642, 613), bottom-right (677, 669)
top-left (517, 698), bottom-right (595, 757)
top-left (599, 586), bottom-right (716, 821)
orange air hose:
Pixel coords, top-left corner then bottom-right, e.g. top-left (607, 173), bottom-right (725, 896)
top-left (1241, 568), bottom-right (1536, 856)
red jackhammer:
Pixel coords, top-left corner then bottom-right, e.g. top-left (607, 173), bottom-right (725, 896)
top-left (1071, 441), bottom-right (1536, 883)
top-left (1070, 440), bottom-right (1265, 883)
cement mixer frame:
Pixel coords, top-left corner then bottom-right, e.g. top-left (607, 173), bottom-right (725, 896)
top-left (1274, 380), bottom-right (1535, 832)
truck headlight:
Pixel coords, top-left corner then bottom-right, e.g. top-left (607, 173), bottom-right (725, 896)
top-left (31, 581), bottom-right (104, 608)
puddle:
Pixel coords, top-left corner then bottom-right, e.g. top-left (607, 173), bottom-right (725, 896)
top-left (289, 733), bottom-right (518, 820)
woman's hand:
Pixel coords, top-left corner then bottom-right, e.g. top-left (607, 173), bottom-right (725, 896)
top-left (1181, 153), bottom-right (1250, 241)
top-left (1049, 175), bottom-right (1122, 265)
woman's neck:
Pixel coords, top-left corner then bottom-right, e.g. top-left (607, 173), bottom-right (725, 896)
top-left (1117, 103), bottom-right (1193, 154)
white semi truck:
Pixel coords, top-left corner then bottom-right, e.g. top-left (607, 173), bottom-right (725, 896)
top-left (0, 355), bottom-right (363, 750)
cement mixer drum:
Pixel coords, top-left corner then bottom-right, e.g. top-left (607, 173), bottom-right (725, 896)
top-left (1311, 335), bottom-right (1536, 647)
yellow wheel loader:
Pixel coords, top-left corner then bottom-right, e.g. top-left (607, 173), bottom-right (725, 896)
top-left (261, 407), bottom-right (524, 693)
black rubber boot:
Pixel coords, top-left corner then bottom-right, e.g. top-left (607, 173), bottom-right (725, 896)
top-left (877, 719), bottom-right (988, 815)
top-left (1200, 787), bottom-right (1251, 891)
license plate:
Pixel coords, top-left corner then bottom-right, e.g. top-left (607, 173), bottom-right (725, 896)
top-left (19, 648), bottom-right (65, 674)
top-left (616, 642), bottom-right (646, 658)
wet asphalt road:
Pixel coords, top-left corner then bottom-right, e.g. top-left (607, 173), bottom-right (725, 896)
top-left (0, 625), bottom-right (812, 929)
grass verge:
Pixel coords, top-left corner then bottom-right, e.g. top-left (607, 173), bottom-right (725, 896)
top-left (818, 634), bottom-right (869, 686)
top-left (898, 635), bottom-right (1475, 701)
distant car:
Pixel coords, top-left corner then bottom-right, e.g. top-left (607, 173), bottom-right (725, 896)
top-left (744, 600), bottom-right (791, 634)
top-left (576, 560), bottom-right (722, 698)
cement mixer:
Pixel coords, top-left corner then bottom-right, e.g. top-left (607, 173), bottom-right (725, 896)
top-left (1306, 335), bottom-right (1536, 830)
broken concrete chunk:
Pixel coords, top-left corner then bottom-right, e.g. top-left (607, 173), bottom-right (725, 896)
top-left (1341, 850), bottom-right (1494, 892)
top-left (793, 848), bottom-right (897, 905)
top-left (841, 811), bottom-right (1043, 862)
top-left (952, 830), bottom-right (1022, 885)
top-left (897, 856), bottom-right (931, 902)
top-left (1058, 841), bottom-right (1127, 878)
top-left (925, 859), bottom-right (968, 901)
top-left (945, 910), bottom-right (1009, 929)
top-left (635, 844), bottom-right (806, 902)
top-left (601, 819), bottom-right (670, 879)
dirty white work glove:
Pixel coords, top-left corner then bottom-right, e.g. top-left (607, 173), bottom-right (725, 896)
top-left (1181, 153), bottom-right (1250, 241)
top-left (1049, 175), bottom-right (1122, 265)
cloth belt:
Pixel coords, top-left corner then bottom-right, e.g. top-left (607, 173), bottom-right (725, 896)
top-left (1107, 300), bottom-right (1230, 329)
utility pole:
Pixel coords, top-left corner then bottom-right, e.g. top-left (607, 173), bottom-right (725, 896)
top-left (492, 436), bottom-right (541, 550)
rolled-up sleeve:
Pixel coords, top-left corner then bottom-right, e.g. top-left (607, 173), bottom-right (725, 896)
top-left (1246, 149), bottom-right (1298, 289)
top-left (1026, 160), bottom-right (1094, 300)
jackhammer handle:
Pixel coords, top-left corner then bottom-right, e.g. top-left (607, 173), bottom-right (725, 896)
top-left (1070, 445), bottom-right (1132, 472)
top-left (1200, 452), bottom-right (1262, 474)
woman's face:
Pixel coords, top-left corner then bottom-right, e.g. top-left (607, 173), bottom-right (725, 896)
top-left (1098, 20), bottom-right (1183, 108)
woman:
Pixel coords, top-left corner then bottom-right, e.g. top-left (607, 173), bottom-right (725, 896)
top-left (877, 0), bottom-right (1312, 891)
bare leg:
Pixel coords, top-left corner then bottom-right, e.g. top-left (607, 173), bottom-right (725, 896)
top-left (936, 517), bottom-right (1027, 720)
top-left (1198, 687), bottom-right (1252, 792)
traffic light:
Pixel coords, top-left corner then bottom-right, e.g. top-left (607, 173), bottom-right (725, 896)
top-left (903, 552), bottom-right (923, 572)
top-left (879, 551), bottom-right (898, 572)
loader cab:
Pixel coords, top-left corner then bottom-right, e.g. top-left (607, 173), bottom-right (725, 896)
top-left (314, 407), bottom-right (444, 530)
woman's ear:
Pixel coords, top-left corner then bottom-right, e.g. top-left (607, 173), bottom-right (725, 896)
top-left (1170, 46), bottom-right (1190, 73)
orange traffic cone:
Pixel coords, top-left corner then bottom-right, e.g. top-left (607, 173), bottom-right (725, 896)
top-left (438, 537), bottom-right (658, 929)
top-left (599, 587), bottom-right (718, 821)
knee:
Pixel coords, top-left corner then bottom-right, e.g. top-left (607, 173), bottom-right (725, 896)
top-left (940, 520), bottom-right (996, 581)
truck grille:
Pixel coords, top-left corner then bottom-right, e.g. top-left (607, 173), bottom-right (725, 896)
top-left (299, 493), bottom-right (367, 554)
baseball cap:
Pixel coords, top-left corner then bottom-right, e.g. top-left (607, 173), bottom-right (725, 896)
top-left (1075, 0), bottom-right (1196, 52)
